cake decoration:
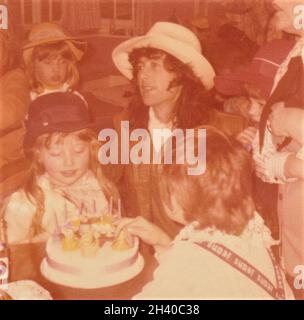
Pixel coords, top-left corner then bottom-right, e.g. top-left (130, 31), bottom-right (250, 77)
top-left (112, 229), bottom-right (134, 251)
top-left (40, 199), bottom-right (145, 288)
top-left (58, 212), bottom-right (119, 257)
top-left (79, 231), bottom-right (99, 258)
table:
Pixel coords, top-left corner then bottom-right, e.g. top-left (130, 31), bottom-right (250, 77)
top-left (9, 242), bottom-right (157, 300)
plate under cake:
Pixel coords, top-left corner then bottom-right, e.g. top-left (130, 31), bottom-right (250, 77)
top-left (41, 236), bottom-right (144, 289)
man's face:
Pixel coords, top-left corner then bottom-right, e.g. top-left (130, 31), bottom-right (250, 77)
top-left (135, 54), bottom-right (181, 110)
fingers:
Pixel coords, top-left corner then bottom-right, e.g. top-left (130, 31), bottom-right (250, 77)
top-left (237, 127), bottom-right (257, 145)
top-left (115, 217), bottom-right (135, 236)
top-left (124, 224), bottom-right (149, 240)
top-left (242, 127), bottom-right (257, 137)
top-left (115, 216), bottom-right (161, 245)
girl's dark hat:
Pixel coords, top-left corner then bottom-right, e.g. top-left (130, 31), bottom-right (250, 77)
top-left (23, 92), bottom-right (112, 148)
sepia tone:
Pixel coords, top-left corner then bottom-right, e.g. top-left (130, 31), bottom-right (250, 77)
top-left (0, 0), bottom-right (303, 300)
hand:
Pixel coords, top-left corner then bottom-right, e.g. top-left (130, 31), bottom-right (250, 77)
top-left (116, 216), bottom-right (171, 251)
top-left (236, 126), bottom-right (257, 149)
top-left (268, 102), bottom-right (288, 137)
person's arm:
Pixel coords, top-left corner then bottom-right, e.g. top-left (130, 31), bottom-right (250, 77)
top-left (252, 129), bottom-right (295, 184)
top-left (269, 104), bottom-right (304, 145)
top-left (284, 154), bottom-right (304, 180)
top-left (262, 104), bottom-right (304, 180)
top-left (236, 126), bottom-right (257, 150)
top-left (0, 69), bottom-right (30, 130)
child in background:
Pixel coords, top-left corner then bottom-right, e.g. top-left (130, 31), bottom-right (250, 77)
top-left (22, 23), bottom-right (86, 101)
top-left (214, 39), bottom-right (296, 238)
top-left (215, 39), bottom-right (296, 150)
top-left (2, 92), bottom-right (119, 244)
top-left (22, 22), bottom-right (119, 128)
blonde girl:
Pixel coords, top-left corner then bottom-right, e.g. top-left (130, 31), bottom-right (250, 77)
top-left (3, 92), bottom-right (119, 244)
top-left (22, 22), bottom-right (86, 101)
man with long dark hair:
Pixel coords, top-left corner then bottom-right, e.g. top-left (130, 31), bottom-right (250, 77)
top-left (107, 22), bottom-right (243, 241)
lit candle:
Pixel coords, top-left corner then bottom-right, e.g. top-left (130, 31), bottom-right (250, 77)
top-left (118, 199), bottom-right (121, 219)
top-left (79, 202), bottom-right (84, 216)
top-left (109, 197), bottom-right (113, 215)
top-left (64, 201), bottom-right (68, 220)
top-left (93, 199), bottom-right (96, 214)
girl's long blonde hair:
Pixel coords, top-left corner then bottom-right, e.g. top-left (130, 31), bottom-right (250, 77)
top-left (24, 129), bottom-right (119, 238)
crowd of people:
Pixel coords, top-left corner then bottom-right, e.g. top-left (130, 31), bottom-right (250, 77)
top-left (0, 0), bottom-right (303, 299)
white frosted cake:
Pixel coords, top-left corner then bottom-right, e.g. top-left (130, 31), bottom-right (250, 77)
top-left (40, 215), bottom-right (144, 289)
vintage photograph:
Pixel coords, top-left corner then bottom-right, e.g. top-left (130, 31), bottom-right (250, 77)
top-left (0, 0), bottom-right (303, 301)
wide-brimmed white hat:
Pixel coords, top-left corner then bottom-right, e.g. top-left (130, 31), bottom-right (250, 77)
top-left (112, 22), bottom-right (215, 89)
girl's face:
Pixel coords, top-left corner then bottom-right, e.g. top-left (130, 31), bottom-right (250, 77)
top-left (35, 54), bottom-right (68, 89)
top-left (39, 133), bottom-right (90, 187)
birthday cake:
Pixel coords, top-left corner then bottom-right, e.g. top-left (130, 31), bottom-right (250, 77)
top-left (40, 215), bottom-right (144, 289)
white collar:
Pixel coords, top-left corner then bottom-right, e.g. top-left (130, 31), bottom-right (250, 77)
top-left (175, 211), bottom-right (279, 249)
top-left (148, 107), bottom-right (173, 132)
top-left (31, 82), bottom-right (70, 101)
top-left (148, 107), bottom-right (175, 153)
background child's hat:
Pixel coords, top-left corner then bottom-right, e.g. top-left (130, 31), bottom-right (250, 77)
top-left (112, 22), bottom-right (215, 90)
top-left (23, 92), bottom-right (111, 149)
top-left (214, 39), bottom-right (296, 99)
top-left (23, 22), bottom-right (87, 65)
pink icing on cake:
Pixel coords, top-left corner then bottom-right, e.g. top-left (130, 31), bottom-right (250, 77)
top-left (40, 216), bottom-right (144, 289)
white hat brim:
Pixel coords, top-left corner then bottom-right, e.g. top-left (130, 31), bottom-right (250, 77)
top-left (112, 34), bottom-right (215, 90)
